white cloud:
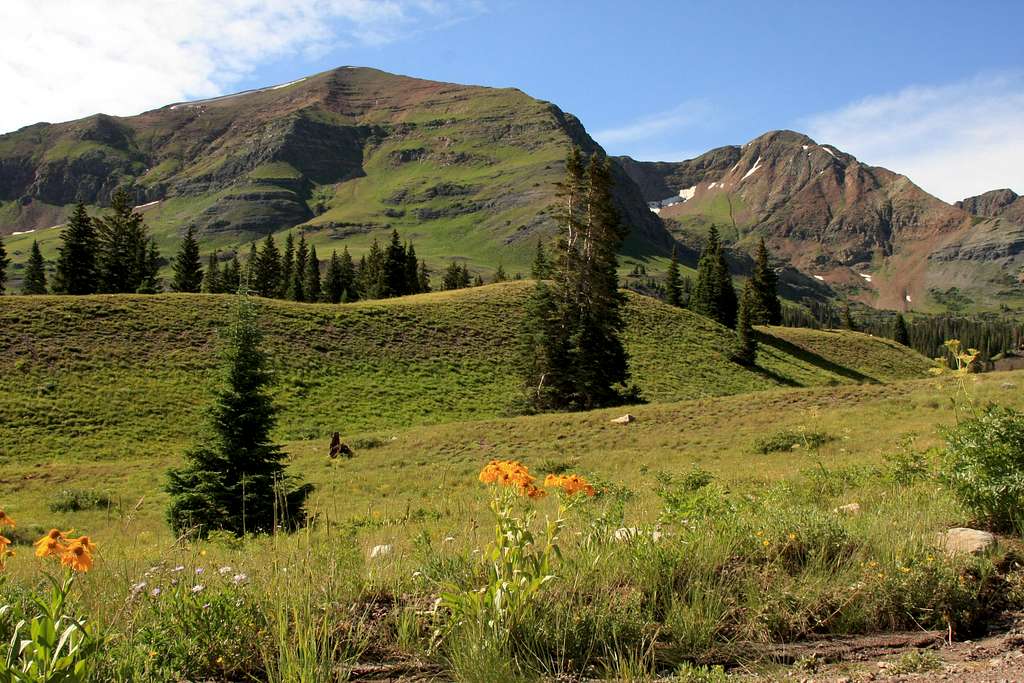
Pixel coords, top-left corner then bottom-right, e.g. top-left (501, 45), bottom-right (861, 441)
top-left (593, 101), bottom-right (712, 149)
top-left (0, 1), bottom-right (479, 133)
top-left (804, 72), bottom-right (1024, 203)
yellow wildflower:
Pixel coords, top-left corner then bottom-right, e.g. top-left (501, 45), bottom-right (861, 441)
top-left (34, 529), bottom-right (72, 558)
top-left (479, 460), bottom-right (546, 499)
top-left (60, 541), bottom-right (94, 572)
top-left (543, 473), bottom-right (596, 497)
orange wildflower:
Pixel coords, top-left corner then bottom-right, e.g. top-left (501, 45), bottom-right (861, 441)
top-left (0, 535), bottom-right (12, 570)
top-left (479, 460), bottom-right (546, 499)
top-left (0, 509), bottom-right (14, 528)
top-left (66, 535), bottom-right (98, 553)
top-left (543, 473), bottom-right (596, 497)
top-left (34, 528), bottom-right (71, 558)
top-left (61, 541), bottom-right (94, 572)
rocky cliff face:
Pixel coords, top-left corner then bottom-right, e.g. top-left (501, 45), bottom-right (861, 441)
top-left (0, 67), bottom-right (671, 266)
top-left (957, 189), bottom-right (1024, 226)
top-left (623, 131), bottom-right (1024, 311)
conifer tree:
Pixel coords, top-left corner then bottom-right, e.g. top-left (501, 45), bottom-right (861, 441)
top-left (417, 260), bottom-right (431, 293)
top-left (382, 229), bottom-right (407, 297)
top-left (289, 233), bottom-right (307, 302)
top-left (22, 241), bottom-right (48, 294)
top-left (893, 313), bottom-right (910, 346)
top-left (244, 243), bottom-right (258, 289)
top-left (305, 246), bottom-right (322, 302)
top-left (749, 238), bottom-right (781, 325)
top-left (95, 189), bottom-right (159, 294)
top-left (253, 234), bottom-right (282, 298)
top-left (519, 148), bottom-right (631, 411)
top-left (442, 261), bottom-right (466, 290)
top-left (171, 226), bottom-right (203, 293)
top-left (359, 239), bottom-right (384, 299)
top-left (165, 296), bottom-right (313, 537)
top-left (280, 233), bottom-right (295, 299)
top-left (202, 252), bottom-right (222, 294)
top-left (0, 235), bottom-right (8, 295)
top-left (222, 254), bottom-right (241, 293)
top-left (325, 250), bottom-right (344, 304)
top-left (473, 273), bottom-right (484, 287)
top-left (691, 226), bottom-right (737, 328)
top-left (494, 264), bottom-right (507, 283)
top-left (531, 238), bottom-right (550, 279)
top-left (404, 243), bottom-right (420, 294)
top-left (54, 203), bottom-right (98, 294)
top-left (734, 280), bottom-right (758, 365)
top-left (841, 304), bottom-right (856, 331)
top-left (666, 244), bottom-right (682, 307)
top-left (339, 247), bottom-right (357, 301)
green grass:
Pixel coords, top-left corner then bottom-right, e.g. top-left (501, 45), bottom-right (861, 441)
top-left (0, 283), bottom-right (932, 463)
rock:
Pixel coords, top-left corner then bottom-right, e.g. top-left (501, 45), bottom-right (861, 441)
top-left (369, 544), bottom-right (393, 559)
top-left (834, 502), bottom-right (861, 515)
top-left (938, 528), bottom-right (996, 556)
top-left (610, 414), bottom-right (636, 425)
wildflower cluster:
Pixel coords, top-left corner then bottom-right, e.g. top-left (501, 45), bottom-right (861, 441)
top-left (33, 527), bottom-right (98, 572)
top-left (479, 460), bottom-right (546, 499)
top-left (0, 509), bottom-right (14, 569)
top-left (543, 473), bottom-right (596, 497)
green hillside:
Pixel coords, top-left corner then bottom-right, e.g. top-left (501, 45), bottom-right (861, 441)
top-left (0, 282), bottom-right (932, 463)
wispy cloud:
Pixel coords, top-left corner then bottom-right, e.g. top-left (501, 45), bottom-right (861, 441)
top-left (0, 0), bottom-right (482, 133)
top-left (593, 101), bottom-right (712, 150)
top-left (804, 72), bottom-right (1024, 203)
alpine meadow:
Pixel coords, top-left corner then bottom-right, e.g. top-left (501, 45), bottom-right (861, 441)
top-left (3, 3), bottom-right (1024, 681)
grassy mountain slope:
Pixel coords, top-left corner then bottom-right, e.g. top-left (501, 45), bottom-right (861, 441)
top-left (0, 67), bottom-right (669, 285)
top-left (0, 283), bottom-right (932, 462)
top-left (620, 131), bottom-right (1024, 312)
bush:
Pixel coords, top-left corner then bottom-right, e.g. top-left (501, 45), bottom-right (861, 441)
top-left (753, 428), bottom-right (832, 454)
top-left (48, 488), bottom-right (115, 513)
top-left (941, 405), bottom-right (1024, 531)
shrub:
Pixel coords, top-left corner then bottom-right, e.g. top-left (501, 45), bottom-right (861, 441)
top-left (48, 488), bottom-right (114, 513)
top-left (753, 428), bottom-right (832, 454)
top-left (941, 405), bottom-right (1024, 531)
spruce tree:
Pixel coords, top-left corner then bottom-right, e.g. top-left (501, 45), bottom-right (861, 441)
top-left (0, 235), bottom-right (8, 295)
top-left (244, 243), bottom-right (258, 290)
top-left (339, 247), bottom-right (357, 301)
top-left (691, 226), bottom-right (737, 328)
top-left (382, 229), bottom-right (407, 297)
top-left (417, 260), bottom-right (431, 293)
top-left (359, 239), bottom-right (384, 299)
top-left (95, 189), bottom-right (157, 293)
top-left (519, 148), bottom-right (630, 411)
top-left (202, 252), bottom-right (222, 294)
top-left (290, 233), bottom-right (307, 302)
top-left (734, 280), bottom-right (758, 365)
top-left (750, 238), bottom-right (781, 325)
top-left (531, 238), bottom-right (550, 279)
top-left (442, 262), bottom-right (465, 290)
top-left (253, 234), bottom-right (282, 298)
top-left (305, 246), bottom-right (322, 302)
top-left (171, 226), bottom-right (204, 293)
top-left (894, 313), bottom-right (910, 346)
top-left (137, 240), bottom-right (162, 293)
top-left (280, 233), bottom-right (295, 299)
top-left (22, 241), bottom-right (48, 295)
top-left (222, 254), bottom-right (241, 293)
top-left (841, 304), bottom-right (856, 331)
top-left (325, 250), bottom-right (344, 304)
top-left (494, 264), bottom-right (507, 283)
top-left (165, 296), bottom-right (313, 537)
top-left (666, 244), bottom-right (682, 307)
top-left (54, 203), bottom-right (98, 294)
top-left (472, 273), bottom-right (484, 287)
top-left (404, 243), bottom-right (420, 294)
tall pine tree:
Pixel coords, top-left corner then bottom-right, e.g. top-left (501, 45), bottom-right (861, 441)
top-left (404, 243), bottom-right (420, 294)
top-left (382, 229), bottom-right (407, 297)
top-left (222, 254), bottom-right (241, 293)
top-left (325, 250), bottom-right (345, 304)
top-left (691, 226), bottom-right (737, 328)
top-left (0, 235), bottom-right (8, 295)
top-left (304, 246), bottom-right (322, 302)
top-left (290, 233), bottom-right (308, 302)
top-left (279, 233), bottom-right (295, 299)
top-left (95, 189), bottom-right (159, 293)
top-left (734, 280), bottom-right (758, 365)
top-left (202, 252), bottom-right (222, 294)
top-left (253, 234), bottom-right (282, 298)
top-left (54, 203), bottom-right (98, 294)
top-left (749, 238), bottom-right (781, 325)
top-left (666, 244), bottom-right (682, 307)
top-left (520, 148), bottom-right (631, 411)
top-left (165, 296), bottom-right (312, 537)
top-left (417, 259), bottom-right (431, 293)
top-left (894, 313), bottom-right (910, 346)
top-left (22, 241), bottom-right (48, 295)
top-left (531, 238), bottom-right (550, 279)
top-left (171, 226), bottom-right (204, 293)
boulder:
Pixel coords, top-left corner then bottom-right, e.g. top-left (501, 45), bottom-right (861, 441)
top-left (369, 544), bottom-right (393, 559)
top-left (834, 502), bottom-right (861, 515)
top-left (938, 528), bottom-right (996, 556)
top-left (611, 414), bottom-right (636, 425)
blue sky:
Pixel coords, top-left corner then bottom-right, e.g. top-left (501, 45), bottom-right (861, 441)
top-left (4, 0), bottom-right (1022, 201)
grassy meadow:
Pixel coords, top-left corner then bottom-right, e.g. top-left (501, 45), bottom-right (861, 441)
top-left (1, 286), bottom-right (1021, 681)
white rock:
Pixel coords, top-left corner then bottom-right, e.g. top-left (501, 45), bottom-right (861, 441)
top-left (613, 527), bottom-right (639, 542)
top-left (834, 502), bottom-right (861, 515)
top-left (938, 528), bottom-right (996, 556)
top-left (611, 414), bottom-right (636, 425)
top-left (370, 544), bottom-right (393, 559)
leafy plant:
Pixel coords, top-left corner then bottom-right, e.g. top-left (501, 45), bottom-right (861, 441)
top-left (941, 405), bottom-right (1024, 531)
top-left (753, 428), bottom-right (832, 454)
top-left (47, 490), bottom-right (113, 514)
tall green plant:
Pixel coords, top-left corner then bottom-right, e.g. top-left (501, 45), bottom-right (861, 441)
top-left (53, 204), bottom-right (98, 295)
